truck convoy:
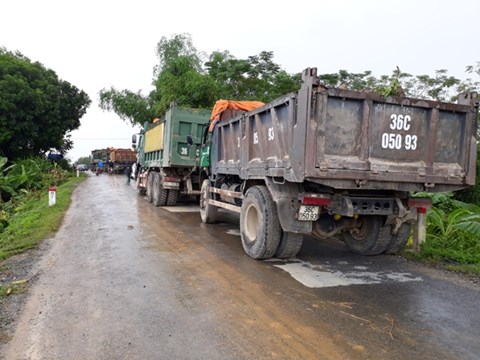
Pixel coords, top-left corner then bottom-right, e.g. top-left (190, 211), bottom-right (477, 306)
top-left (198, 68), bottom-right (478, 260)
top-left (90, 148), bottom-right (136, 174)
top-left (132, 103), bottom-right (210, 206)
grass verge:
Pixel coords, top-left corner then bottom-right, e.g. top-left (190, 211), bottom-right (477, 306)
top-left (402, 248), bottom-right (480, 276)
top-left (0, 174), bottom-right (86, 302)
top-left (0, 175), bottom-right (85, 259)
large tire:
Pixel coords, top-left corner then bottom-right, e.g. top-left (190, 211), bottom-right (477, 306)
top-left (146, 172), bottom-right (154, 203)
top-left (275, 231), bottom-right (303, 259)
top-left (200, 179), bottom-right (217, 224)
top-left (240, 186), bottom-right (281, 260)
top-left (385, 224), bottom-right (411, 254)
top-left (166, 190), bottom-right (178, 206)
top-left (152, 172), bottom-right (168, 207)
top-left (343, 216), bottom-right (390, 255)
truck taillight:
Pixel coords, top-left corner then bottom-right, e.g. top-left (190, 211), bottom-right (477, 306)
top-left (408, 197), bottom-right (432, 213)
top-left (300, 193), bottom-right (332, 206)
top-left (163, 177), bottom-right (180, 183)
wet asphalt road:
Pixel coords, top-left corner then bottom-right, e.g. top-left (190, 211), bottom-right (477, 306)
top-left (2, 173), bottom-right (480, 359)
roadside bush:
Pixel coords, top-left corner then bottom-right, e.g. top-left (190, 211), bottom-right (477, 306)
top-left (5, 158), bottom-right (51, 192)
top-left (0, 157), bottom-right (16, 203)
top-left (421, 193), bottom-right (480, 264)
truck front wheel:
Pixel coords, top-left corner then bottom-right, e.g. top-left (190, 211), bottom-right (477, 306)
top-left (343, 216), bottom-right (390, 255)
top-left (240, 186), bottom-right (281, 260)
top-left (200, 180), bottom-right (217, 223)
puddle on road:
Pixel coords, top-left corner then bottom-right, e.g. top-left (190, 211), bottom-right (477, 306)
top-left (163, 206), bottom-right (200, 213)
top-left (269, 259), bottom-right (423, 288)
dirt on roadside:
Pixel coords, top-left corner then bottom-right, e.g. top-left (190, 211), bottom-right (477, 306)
top-left (0, 242), bottom-right (49, 346)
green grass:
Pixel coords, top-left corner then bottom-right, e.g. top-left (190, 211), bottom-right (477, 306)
top-left (403, 252), bottom-right (480, 274)
top-left (0, 175), bottom-right (85, 259)
top-left (0, 282), bottom-right (28, 297)
top-left (444, 263), bottom-right (480, 274)
top-left (402, 243), bottom-right (480, 275)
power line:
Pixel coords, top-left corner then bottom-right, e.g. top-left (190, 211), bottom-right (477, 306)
top-left (74, 138), bottom-right (131, 140)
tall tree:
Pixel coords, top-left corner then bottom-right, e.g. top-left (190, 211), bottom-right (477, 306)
top-left (99, 33), bottom-right (300, 122)
top-left (317, 66), bottom-right (478, 102)
top-left (0, 48), bottom-right (90, 160)
top-left (153, 33), bottom-right (218, 114)
top-left (99, 34), bottom-right (218, 123)
top-left (206, 50), bottom-right (300, 102)
top-left (98, 87), bottom-right (156, 127)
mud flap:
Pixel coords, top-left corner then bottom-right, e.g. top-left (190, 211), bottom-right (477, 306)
top-left (264, 178), bottom-right (311, 234)
top-left (138, 171), bottom-right (148, 189)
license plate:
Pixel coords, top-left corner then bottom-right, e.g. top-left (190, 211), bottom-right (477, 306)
top-left (298, 205), bottom-right (319, 221)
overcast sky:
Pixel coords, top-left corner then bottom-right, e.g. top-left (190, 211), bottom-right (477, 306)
top-left (2, 0), bottom-right (479, 162)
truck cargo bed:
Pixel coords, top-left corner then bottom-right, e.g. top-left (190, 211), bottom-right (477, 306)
top-left (212, 68), bottom-right (477, 192)
top-left (143, 105), bottom-right (210, 169)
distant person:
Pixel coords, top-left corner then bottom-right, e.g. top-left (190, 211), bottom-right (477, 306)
top-left (96, 160), bottom-right (104, 175)
top-left (124, 165), bottom-right (132, 184)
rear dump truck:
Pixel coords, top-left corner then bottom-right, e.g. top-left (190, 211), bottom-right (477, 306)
top-left (133, 103), bottom-right (210, 206)
top-left (108, 148), bottom-right (136, 174)
top-left (199, 67), bottom-right (479, 259)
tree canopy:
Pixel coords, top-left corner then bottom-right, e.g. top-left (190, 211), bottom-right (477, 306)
top-left (99, 34), bottom-right (301, 126)
top-left (98, 33), bottom-right (479, 126)
top-left (0, 48), bottom-right (91, 161)
top-left (74, 156), bottom-right (92, 166)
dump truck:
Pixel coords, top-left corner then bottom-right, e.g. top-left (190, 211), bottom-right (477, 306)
top-left (108, 148), bottom-right (136, 174)
top-left (198, 67), bottom-right (478, 260)
top-left (90, 148), bottom-right (108, 171)
top-left (132, 103), bottom-right (210, 206)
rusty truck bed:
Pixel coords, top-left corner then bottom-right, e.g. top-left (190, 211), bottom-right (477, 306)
top-left (212, 68), bottom-right (477, 192)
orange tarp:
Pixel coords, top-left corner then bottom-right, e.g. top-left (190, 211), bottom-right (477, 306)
top-left (209, 100), bottom-right (265, 132)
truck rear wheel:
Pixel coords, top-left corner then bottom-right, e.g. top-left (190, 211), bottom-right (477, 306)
top-left (240, 186), bottom-right (281, 260)
top-left (152, 173), bottom-right (168, 206)
top-left (275, 232), bottom-right (303, 259)
top-left (343, 216), bottom-right (390, 255)
top-left (385, 224), bottom-right (411, 254)
top-left (146, 172), bottom-right (154, 203)
top-left (166, 190), bottom-right (178, 206)
top-left (200, 180), bottom-right (217, 223)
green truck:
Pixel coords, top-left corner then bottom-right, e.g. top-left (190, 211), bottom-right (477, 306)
top-left (90, 148), bottom-right (108, 171)
top-left (132, 103), bottom-right (210, 206)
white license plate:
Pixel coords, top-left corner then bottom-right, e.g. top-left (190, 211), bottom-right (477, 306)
top-left (298, 205), bottom-right (319, 221)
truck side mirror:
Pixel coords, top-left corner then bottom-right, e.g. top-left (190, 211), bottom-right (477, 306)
top-left (132, 134), bottom-right (137, 144)
top-left (186, 135), bottom-right (193, 146)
